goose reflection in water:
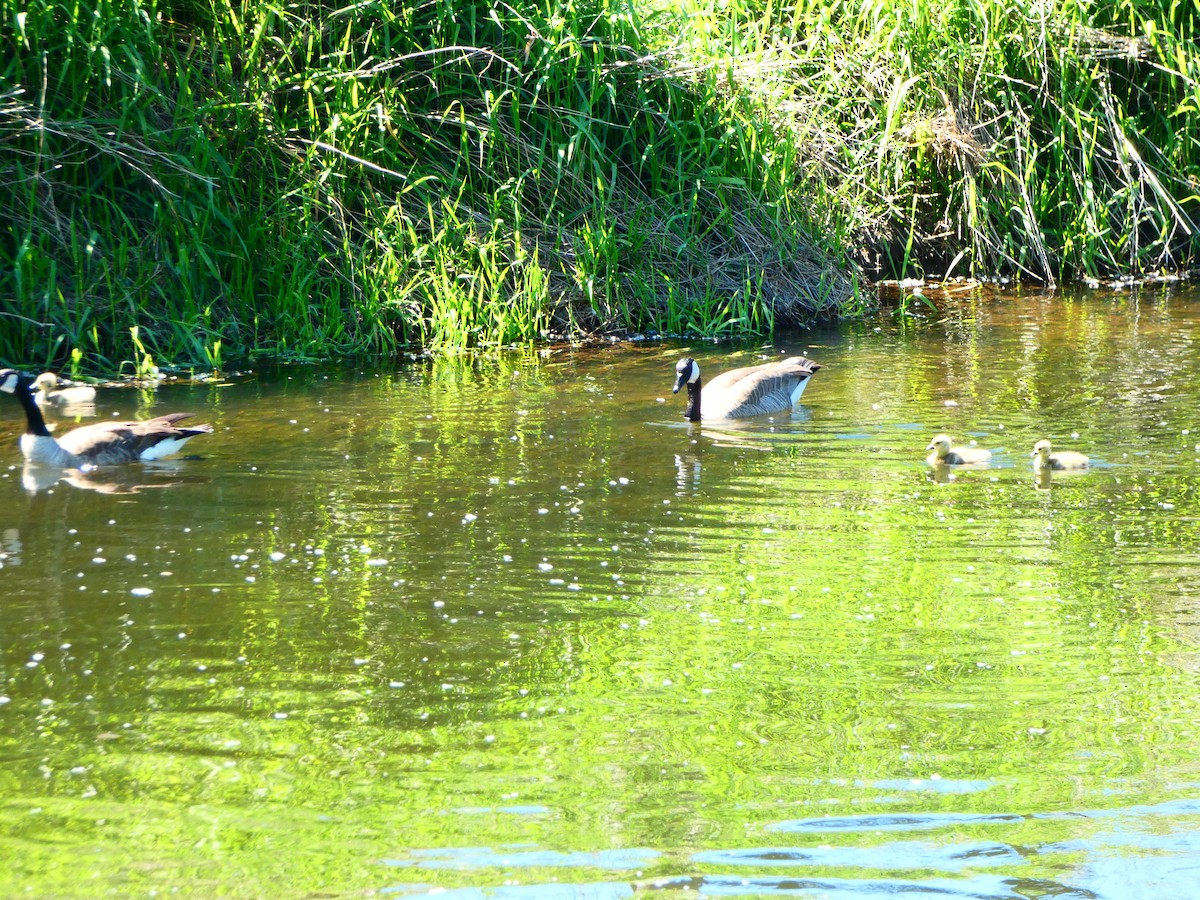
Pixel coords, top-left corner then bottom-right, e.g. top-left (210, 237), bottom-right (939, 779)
top-left (21, 460), bottom-right (204, 495)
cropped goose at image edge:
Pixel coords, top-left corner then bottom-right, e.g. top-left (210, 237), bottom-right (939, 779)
top-left (0, 368), bottom-right (212, 467)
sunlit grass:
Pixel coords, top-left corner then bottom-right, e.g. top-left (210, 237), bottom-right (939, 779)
top-left (668, 0), bottom-right (1200, 283)
top-left (0, 0), bottom-right (854, 368)
top-left (0, 0), bottom-right (1196, 369)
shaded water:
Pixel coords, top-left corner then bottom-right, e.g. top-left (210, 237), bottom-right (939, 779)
top-left (3, 287), bottom-right (1200, 898)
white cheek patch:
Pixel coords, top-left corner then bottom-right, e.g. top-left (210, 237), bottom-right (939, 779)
top-left (688, 364), bottom-right (700, 384)
top-left (138, 437), bottom-right (192, 461)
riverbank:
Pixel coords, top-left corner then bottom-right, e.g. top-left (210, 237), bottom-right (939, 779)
top-left (1, 0), bottom-right (1197, 371)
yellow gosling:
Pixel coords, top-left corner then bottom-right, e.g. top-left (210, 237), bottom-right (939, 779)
top-left (1031, 439), bottom-right (1089, 471)
top-left (926, 433), bottom-right (992, 466)
top-left (33, 372), bottom-right (97, 406)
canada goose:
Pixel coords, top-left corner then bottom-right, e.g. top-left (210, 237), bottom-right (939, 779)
top-left (1031, 439), bottom-right (1089, 470)
top-left (1, 368), bottom-right (212, 467)
top-left (672, 356), bottom-right (821, 421)
top-left (33, 372), bottom-right (97, 406)
top-left (926, 433), bottom-right (992, 465)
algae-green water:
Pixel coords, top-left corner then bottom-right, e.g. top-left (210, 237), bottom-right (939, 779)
top-left (3, 288), bottom-right (1200, 898)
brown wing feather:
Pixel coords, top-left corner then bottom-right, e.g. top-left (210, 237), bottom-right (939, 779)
top-left (56, 414), bottom-right (212, 465)
top-left (704, 357), bottom-right (821, 418)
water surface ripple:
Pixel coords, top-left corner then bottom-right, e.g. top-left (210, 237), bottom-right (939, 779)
top-left (3, 288), bottom-right (1200, 897)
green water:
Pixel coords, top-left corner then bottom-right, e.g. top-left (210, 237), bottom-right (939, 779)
top-left (3, 288), bottom-right (1200, 898)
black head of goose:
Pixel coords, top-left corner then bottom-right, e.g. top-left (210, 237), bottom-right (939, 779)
top-left (33, 372), bottom-right (98, 406)
top-left (672, 356), bottom-right (821, 421)
top-left (1, 368), bottom-right (212, 467)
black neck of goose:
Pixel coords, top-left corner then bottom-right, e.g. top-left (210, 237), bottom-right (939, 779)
top-left (684, 378), bottom-right (701, 422)
top-left (14, 377), bottom-right (52, 436)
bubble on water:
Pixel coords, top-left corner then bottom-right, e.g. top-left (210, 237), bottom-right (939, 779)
top-left (366, 559), bottom-right (388, 567)
top-left (538, 562), bottom-right (553, 571)
top-left (269, 552), bottom-right (285, 562)
top-left (462, 513), bottom-right (478, 524)
top-left (130, 588), bottom-right (153, 597)
top-left (272, 712), bottom-right (288, 719)
top-left (92, 557), bottom-right (106, 564)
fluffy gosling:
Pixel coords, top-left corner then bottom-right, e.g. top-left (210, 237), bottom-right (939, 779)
top-left (33, 372), bottom-right (97, 406)
top-left (926, 433), bottom-right (992, 466)
top-left (1031, 439), bottom-right (1089, 471)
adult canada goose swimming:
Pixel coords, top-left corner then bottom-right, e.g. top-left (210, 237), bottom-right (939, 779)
top-left (33, 372), bottom-right (97, 406)
top-left (926, 433), bottom-right (992, 465)
top-left (672, 356), bottom-right (821, 421)
top-left (1031, 439), bottom-right (1089, 470)
top-left (0, 368), bottom-right (212, 467)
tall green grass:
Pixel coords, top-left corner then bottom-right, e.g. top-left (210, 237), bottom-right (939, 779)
top-left (0, 0), bottom-right (852, 369)
top-left (668, 0), bottom-right (1199, 283)
top-left (0, 0), bottom-right (1197, 370)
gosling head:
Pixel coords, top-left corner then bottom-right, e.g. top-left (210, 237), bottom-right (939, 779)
top-left (33, 373), bottom-right (58, 393)
top-left (673, 358), bottom-right (700, 394)
top-left (1031, 439), bottom-right (1053, 460)
top-left (926, 434), bottom-right (953, 458)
